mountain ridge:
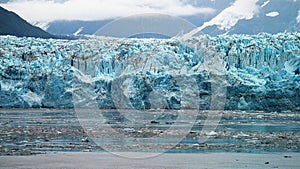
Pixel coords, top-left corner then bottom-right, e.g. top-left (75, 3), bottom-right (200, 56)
top-left (0, 6), bottom-right (55, 39)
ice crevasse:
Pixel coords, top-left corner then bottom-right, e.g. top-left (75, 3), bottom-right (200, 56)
top-left (0, 33), bottom-right (299, 111)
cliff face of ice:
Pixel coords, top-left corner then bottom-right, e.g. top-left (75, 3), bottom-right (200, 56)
top-left (0, 33), bottom-right (299, 111)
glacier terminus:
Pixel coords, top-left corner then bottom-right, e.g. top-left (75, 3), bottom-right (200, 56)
top-left (0, 33), bottom-right (299, 111)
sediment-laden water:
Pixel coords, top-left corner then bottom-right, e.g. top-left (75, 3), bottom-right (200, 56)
top-left (0, 109), bottom-right (299, 155)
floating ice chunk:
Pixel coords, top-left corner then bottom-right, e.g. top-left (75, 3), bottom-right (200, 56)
top-left (207, 131), bottom-right (218, 136)
top-left (124, 128), bottom-right (135, 132)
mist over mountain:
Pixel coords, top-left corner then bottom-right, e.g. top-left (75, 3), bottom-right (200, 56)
top-left (1, 0), bottom-right (299, 38)
top-left (30, 0), bottom-right (299, 37)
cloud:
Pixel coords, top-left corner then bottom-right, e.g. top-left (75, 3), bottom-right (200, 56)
top-left (0, 0), bottom-right (11, 3)
top-left (0, 0), bottom-right (215, 22)
top-left (266, 11), bottom-right (279, 17)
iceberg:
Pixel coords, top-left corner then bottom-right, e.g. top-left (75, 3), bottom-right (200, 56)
top-left (0, 33), bottom-right (299, 111)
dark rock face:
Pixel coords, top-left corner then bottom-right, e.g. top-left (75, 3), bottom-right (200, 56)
top-left (0, 6), bottom-right (55, 39)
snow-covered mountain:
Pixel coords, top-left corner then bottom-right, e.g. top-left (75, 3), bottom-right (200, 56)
top-left (200, 0), bottom-right (300, 35)
top-left (32, 0), bottom-right (299, 36)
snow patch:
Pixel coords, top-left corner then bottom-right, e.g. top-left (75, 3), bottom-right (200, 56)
top-left (182, 0), bottom-right (260, 38)
top-left (261, 0), bottom-right (270, 8)
top-left (31, 21), bottom-right (49, 31)
top-left (204, 0), bottom-right (260, 30)
top-left (266, 11), bottom-right (279, 17)
top-left (73, 27), bottom-right (84, 35)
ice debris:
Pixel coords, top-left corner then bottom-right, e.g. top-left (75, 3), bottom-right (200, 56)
top-left (0, 33), bottom-right (299, 111)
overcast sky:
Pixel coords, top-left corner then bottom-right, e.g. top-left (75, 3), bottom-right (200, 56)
top-left (0, 0), bottom-right (216, 22)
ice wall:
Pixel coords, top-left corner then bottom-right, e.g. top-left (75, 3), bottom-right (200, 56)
top-left (0, 33), bottom-right (299, 111)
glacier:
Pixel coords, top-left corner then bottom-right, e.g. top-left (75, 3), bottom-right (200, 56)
top-left (0, 33), bottom-right (299, 111)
